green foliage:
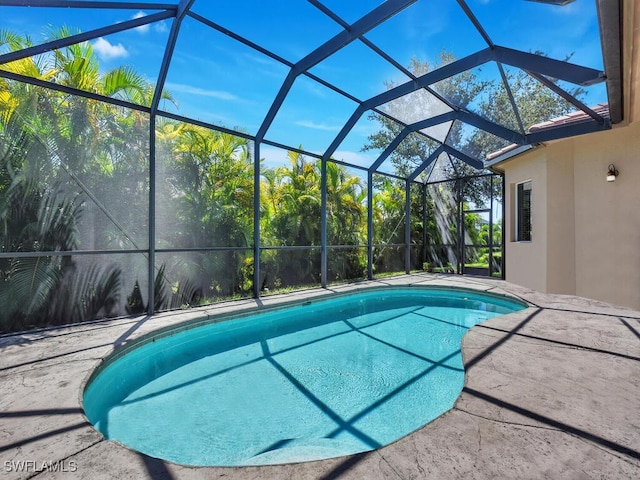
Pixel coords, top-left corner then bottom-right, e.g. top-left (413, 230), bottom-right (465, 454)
top-left (0, 28), bottom-right (155, 332)
top-left (364, 50), bottom-right (586, 180)
top-left (48, 263), bottom-right (122, 325)
top-left (465, 66), bottom-right (585, 159)
top-left (0, 27), bottom-right (442, 333)
top-left (260, 152), bottom-right (369, 287)
top-left (156, 122), bottom-right (254, 300)
top-left (126, 280), bottom-right (145, 315)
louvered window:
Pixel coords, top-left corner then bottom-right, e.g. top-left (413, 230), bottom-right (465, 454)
top-left (516, 181), bottom-right (532, 242)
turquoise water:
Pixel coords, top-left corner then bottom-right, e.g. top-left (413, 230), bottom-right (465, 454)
top-left (83, 287), bottom-right (526, 466)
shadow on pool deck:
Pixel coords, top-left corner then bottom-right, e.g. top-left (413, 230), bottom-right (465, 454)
top-left (0, 274), bottom-right (638, 479)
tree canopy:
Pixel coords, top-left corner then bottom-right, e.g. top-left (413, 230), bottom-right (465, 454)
top-left (0, 29), bottom-right (412, 332)
top-left (364, 51), bottom-right (585, 180)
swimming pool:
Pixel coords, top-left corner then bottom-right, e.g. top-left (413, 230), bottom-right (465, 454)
top-left (83, 286), bottom-right (527, 466)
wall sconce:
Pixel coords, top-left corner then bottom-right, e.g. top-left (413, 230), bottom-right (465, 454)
top-left (607, 164), bottom-right (619, 182)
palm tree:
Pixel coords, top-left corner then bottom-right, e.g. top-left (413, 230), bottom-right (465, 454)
top-left (156, 121), bottom-right (254, 299)
top-left (325, 161), bottom-right (367, 281)
top-left (0, 28), bottom-right (161, 331)
top-left (0, 113), bottom-right (124, 331)
top-left (258, 150), bottom-right (321, 288)
top-left (372, 177), bottom-right (406, 273)
top-left (271, 149), bottom-right (321, 246)
top-left (326, 161), bottom-right (366, 245)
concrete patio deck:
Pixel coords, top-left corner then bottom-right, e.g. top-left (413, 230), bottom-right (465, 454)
top-left (1, 274), bottom-right (638, 479)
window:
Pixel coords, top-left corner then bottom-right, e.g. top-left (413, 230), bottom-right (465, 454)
top-left (516, 180), bottom-right (532, 241)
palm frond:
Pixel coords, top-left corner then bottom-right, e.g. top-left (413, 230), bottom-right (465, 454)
top-left (36, 185), bottom-right (82, 251)
top-left (102, 66), bottom-right (148, 103)
top-left (5, 255), bottom-right (63, 318)
top-left (44, 261), bottom-right (122, 325)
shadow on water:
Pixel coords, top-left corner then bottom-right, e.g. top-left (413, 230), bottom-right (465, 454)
top-left (260, 340), bottom-right (383, 451)
top-left (110, 304), bottom-right (458, 409)
top-left (86, 297), bottom-right (499, 466)
top-left (324, 349), bottom-right (462, 442)
top-left (258, 330), bottom-right (465, 454)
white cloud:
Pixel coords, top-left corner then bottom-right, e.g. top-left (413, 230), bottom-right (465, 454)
top-left (257, 145), bottom-right (375, 172)
top-left (259, 146), bottom-right (289, 169)
top-left (164, 82), bottom-right (238, 101)
top-left (154, 21), bottom-right (169, 34)
top-left (133, 11), bottom-right (150, 34)
top-left (295, 120), bottom-right (340, 131)
top-left (331, 150), bottom-right (376, 169)
top-left (92, 37), bottom-right (128, 60)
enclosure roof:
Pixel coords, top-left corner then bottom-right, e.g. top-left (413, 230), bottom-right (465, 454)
top-left (485, 102), bottom-right (611, 165)
top-left (0, 0), bottom-right (621, 182)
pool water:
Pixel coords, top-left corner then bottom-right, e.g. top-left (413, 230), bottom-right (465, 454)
top-left (83, 287), bottom-right (526, 466)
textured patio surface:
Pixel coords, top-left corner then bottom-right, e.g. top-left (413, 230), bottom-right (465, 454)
top-left (1, 274), bottom-right (639, 479)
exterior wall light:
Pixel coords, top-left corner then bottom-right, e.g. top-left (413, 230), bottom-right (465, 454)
top-left (607, 164), bottom-right (619, 182)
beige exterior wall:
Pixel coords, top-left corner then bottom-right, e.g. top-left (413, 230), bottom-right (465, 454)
top-left (544, 141), bottom-right (575, 295)
top-left (500, 122), bottom-right (640, 310)
top-left (573, 122), bottom-right (640, 309)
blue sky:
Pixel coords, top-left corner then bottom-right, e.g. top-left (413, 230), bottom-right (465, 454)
top-left (0, 0), bottom-right (607, 169)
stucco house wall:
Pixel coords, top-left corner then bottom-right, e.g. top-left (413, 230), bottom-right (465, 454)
top-left (572, 122), bottom-right (640, 308)
top-left (499, 123), bottom-right (640, 310)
